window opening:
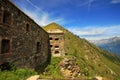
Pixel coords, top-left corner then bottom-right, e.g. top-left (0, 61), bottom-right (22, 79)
top-left (49, 37), bottom-right (52, 40)
top-left (50, 45), bottom-right (53, 47)
top-left (1, 39), bottom-right (10, 54)
top-left (55, 51), bottom-right (59, 54)
top-left (55, 38), bottom-right (59, 41)
top-left (36, 42), bottom-right (41, 53)
top-left (26, 23), bottom-right (29, 32)
top-left (0, 10), bottom-right (3, 23)
top-left (55, 45), bottom-right (59, 48)
top-left (3, 11), bottom-right (11, 24)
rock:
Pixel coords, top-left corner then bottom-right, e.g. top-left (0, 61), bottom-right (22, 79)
top-left (59, 57), bottom-right (81, 78)
top-left (26, 75), bottom-right (39, 80)
top-left (93, 76), bottom-right (102, 80)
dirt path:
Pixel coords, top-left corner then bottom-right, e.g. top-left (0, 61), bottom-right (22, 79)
top-left (26, 75), bottom-right (40, 80)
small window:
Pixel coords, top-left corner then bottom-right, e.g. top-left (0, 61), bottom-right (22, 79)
top-left (0, 10), bottom-right (3, 23)
top-left (49, 37), bottom-right (52, 40)
top-left (26, 23), bottom-right (29, 32)
top-left (50, 45), bottom-right (53, 47)
top-left (36, 42), bottom-right (41, 53)
top-left (55, 45), bottom-right (59, 48)
top-left (55, 38), bottom-right (59, 41)
top-left (1, 39), bottom-right (10, 54)
top-left (3, 11), bottom-right (11, 24)
top-left (55, 51), bottom-right (59, 54)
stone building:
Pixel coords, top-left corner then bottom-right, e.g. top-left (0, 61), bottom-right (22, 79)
top-left (47, 29), bottom-right (65, 57)
top-left (0, 0), bottom-right (50, 71)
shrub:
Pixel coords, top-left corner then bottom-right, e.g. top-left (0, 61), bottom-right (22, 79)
top-left (15, 69), bottom-right (37, 79)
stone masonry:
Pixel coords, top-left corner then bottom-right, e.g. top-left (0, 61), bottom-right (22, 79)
top-left (0, 0), bottom-right (50, 71)
top-left (47, 29), bottom-right (65, 57)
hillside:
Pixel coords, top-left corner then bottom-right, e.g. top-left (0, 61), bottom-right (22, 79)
top-left (90, 37), bottom-right (120, 55)
top-left (43, 22), bottom-right (120, 79)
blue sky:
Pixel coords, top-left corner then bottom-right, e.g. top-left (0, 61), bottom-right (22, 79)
top-left (11, 0), bottom-right (120, 40)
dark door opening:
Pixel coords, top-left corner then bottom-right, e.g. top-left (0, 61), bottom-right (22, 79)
top-left (1, 39), bottom-right (10, 54)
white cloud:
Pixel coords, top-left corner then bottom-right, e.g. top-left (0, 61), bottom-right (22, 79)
top-left (39, 14), bottom-right (49, 26)
top-left (38, 13), bottom-right (64, 26)
top-left (22, 8), bottom-right (65, 26)
top-left (26, 0), bottom-right (40, 10)
top-left (88, 0), bottom-right (95, 10)
top-left (77, 0), bottom-right (95, 10)
top-left (111, 0), bottom-right (120, 4)
top-left (68, 26), bottom-right (107, 36)
top-left (16, 0), bottom-right (66, 26)
top-left (68, 25), bottom-right (120, 40)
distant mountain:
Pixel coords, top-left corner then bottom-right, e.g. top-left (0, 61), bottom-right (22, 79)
top-left (43, 23), bottom-right (120, 79)
top-left (90, 37), bottom-right (120, 55)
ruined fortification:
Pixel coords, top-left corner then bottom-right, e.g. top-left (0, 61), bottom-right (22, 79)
top-left (0, 0), bottom-right (50, 71)
top-left (47, 29), bottom-right (65, 57)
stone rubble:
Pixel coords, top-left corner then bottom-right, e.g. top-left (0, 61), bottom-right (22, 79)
top-left (59, 57), bottom-right (81, 79)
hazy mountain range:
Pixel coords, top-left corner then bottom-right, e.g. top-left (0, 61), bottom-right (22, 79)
top-left (90, 36), bottom-right (120, 55)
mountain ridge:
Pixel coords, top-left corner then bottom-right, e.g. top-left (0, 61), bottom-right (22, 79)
top-left (90, 36), bottom-right (120, 55)
top-left (90, 36), bottom-right (120, 45)
top-left (43, 22), bottom-right (120, 79)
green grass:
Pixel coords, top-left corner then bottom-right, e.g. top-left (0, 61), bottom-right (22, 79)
top-left (39, 57), bottom-right (64, 79)
top-left (0, 69), bottom-right (37, 80)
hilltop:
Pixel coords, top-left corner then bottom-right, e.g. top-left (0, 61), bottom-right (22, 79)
top-left (43, 22), bottom-right (120, 79)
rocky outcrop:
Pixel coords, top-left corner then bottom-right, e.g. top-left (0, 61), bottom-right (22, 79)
top-left (59, 57), bottom-right (80, 78)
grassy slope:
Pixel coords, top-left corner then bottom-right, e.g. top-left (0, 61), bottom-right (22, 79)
top-left (43, 23), bottom-right (120, 79)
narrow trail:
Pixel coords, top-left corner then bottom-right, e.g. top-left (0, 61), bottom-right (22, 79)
top-left (26, 75), bottom-right (40, 80)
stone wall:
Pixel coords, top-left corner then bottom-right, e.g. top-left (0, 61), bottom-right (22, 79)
top-left (0, 0), bottom-right (50, 71)
top-left (48, 29), bottom-right (65, 57)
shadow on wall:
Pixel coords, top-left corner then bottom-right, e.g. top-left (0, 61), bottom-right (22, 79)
top-left (0, 62), bottom-right (16, 71)
top-left (35, 40), bottom-right (51, 73)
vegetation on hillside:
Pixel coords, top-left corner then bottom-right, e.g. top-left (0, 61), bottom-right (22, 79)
top-left (39, 57), bottom-right (64, 79)
top-left (43, 22), bottom-right (120, 79)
